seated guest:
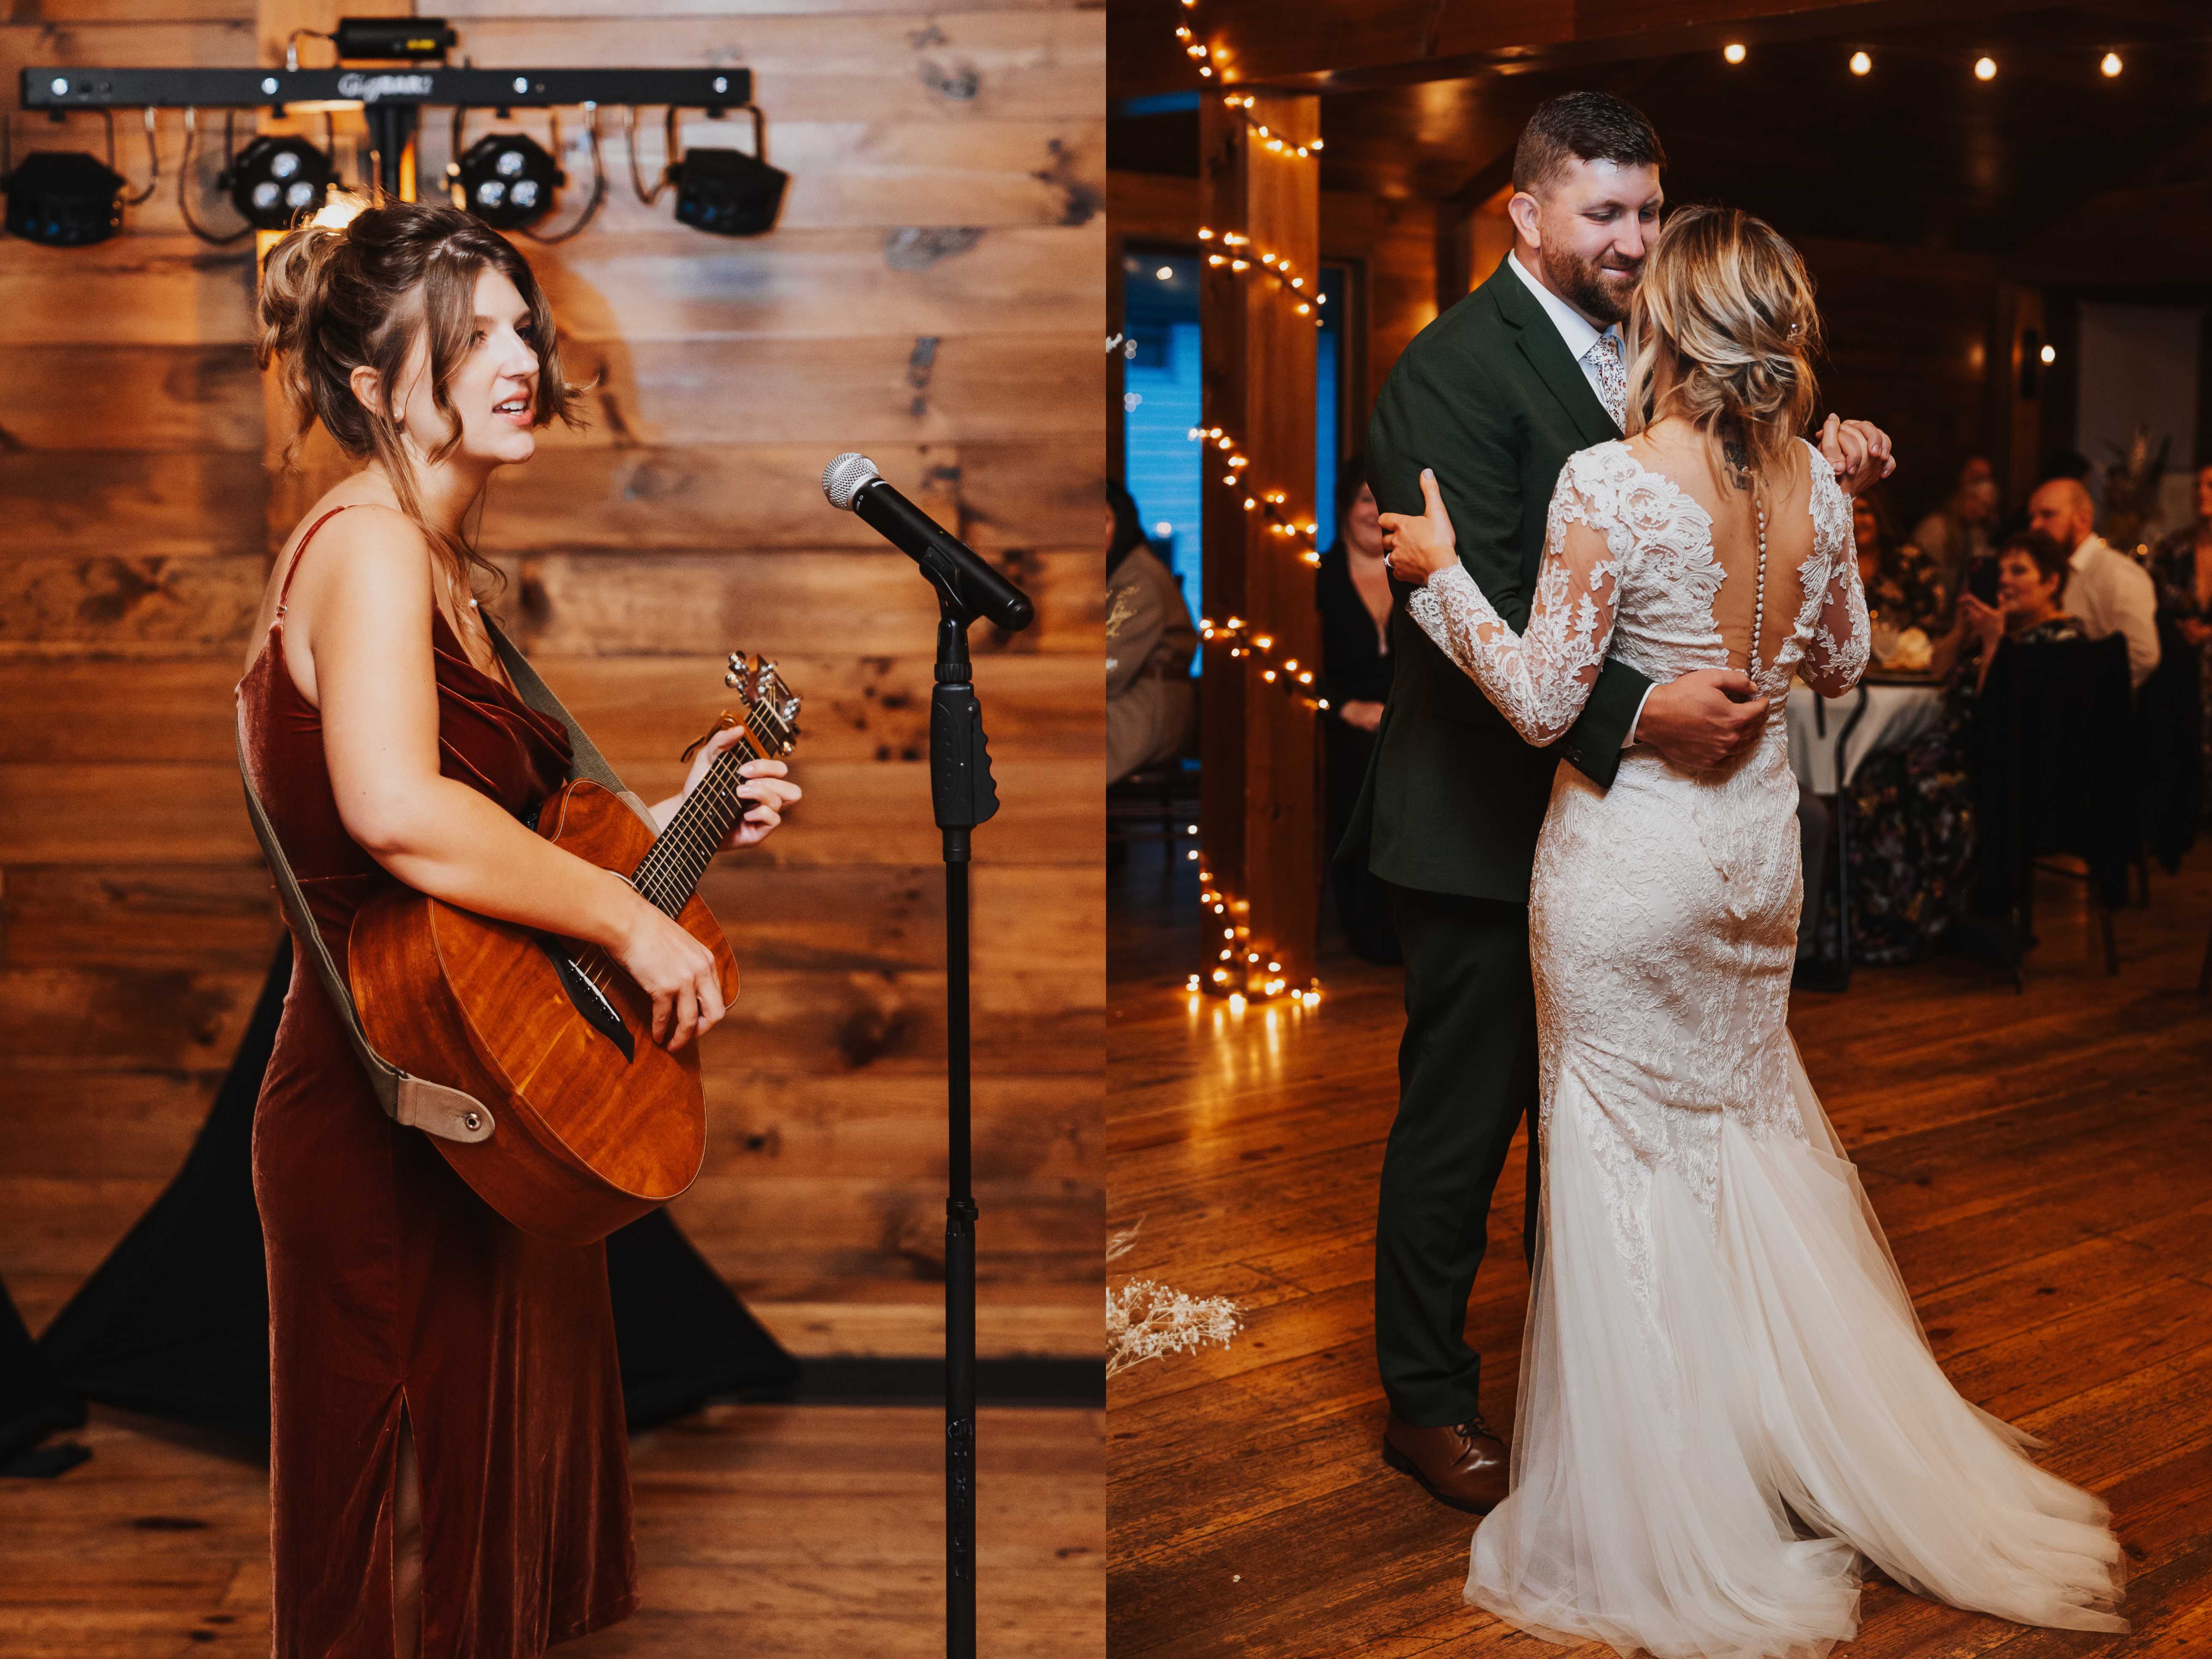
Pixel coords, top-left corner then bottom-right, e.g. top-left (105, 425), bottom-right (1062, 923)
top-left (2146, 462), bottom-right (2212, 823)
top-left (1106, 482), bottom-right (1197, 785)
top-left (2025, 476), bottom-right (2160, 689)
top-left (1854, 489), bottom-right (1945, 635)
top-left (1838, 536), bottom-right (2083, 965)
top-left (1931, 534), bottom-right (2089, 690)
top-left (1314, 454), bottom-right (1399, 963)
top-left (1910, 456), bottom-right (1998, 623)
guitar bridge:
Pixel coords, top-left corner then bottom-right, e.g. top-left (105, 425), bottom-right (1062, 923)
top-left (536, 938), bottom-right (635, 1063)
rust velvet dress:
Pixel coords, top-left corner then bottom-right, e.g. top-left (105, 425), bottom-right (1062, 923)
top-left (236, 506), bottom-right (637, 1657)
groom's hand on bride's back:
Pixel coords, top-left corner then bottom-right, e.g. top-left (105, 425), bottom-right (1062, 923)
top-left (1635, 669), bottom-right (1768, 770)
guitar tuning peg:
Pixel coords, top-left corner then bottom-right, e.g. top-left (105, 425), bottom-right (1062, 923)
top-left (727, 649), bottom-right (744, 670)
top-left (723, 669), bottom-right (742, 689)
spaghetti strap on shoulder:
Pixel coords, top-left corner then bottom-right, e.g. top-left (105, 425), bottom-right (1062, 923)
top-left (275, 504), bottom-right (364, 615)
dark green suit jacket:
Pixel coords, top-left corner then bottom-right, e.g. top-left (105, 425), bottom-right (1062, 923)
top-left (1338, 255), bottom-right (1653, 904)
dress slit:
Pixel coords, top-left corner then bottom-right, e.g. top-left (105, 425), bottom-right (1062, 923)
top-left (392, 1393), bottom-right (423, 1659)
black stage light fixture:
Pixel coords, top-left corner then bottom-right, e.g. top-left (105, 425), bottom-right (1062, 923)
top-left (664, 106), bottom-right (785, 238)
top-left (224, 134), bottom-right (332, 230)
top-left (450, 131), bottom-right (562, 229)
top-left (1, 149), bottom-right (126, 246)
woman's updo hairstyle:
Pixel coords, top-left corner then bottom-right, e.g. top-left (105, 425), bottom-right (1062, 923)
top-left (1622, 203), bottom-right (1823, 494)
top-left (256, 193), bottom-right (588, 588)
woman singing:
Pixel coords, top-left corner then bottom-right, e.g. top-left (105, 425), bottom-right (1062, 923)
top-left (237, 197), bottom-right (798, 1658)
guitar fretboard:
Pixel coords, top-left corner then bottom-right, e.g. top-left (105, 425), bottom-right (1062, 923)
top-left (630, 693), bottom-right (796, 915)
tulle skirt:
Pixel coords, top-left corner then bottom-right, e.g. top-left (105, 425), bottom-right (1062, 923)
top-left (1464, 1038), bottom-right (2129, 1659)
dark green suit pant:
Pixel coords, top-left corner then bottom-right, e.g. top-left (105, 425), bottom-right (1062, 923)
top-left (1374, 883), bottom-right (1542, 1427)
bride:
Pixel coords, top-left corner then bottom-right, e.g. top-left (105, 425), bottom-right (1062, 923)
top-left (1378, 203), bottom-right (2127, 1657)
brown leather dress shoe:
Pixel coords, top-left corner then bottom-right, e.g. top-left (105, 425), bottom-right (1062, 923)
top-left (1382, 1411), bottom-right (1510, 1515)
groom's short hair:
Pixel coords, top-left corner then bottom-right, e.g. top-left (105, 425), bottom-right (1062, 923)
top-left (1512, 91), bottom-right (1666, 195)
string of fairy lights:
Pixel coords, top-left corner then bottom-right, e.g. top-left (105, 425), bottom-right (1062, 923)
top-left (1718, 40), bottom-right (2129, 79)
top-left (1188, 878), bottom-right (1322, 1007)
top-left (1218, 91), bottom-right (1321, 159)
top-left (1170, 3), bottom-right (1333, 1003)
top-left (1189, 424), bottom-right (1323, 566)
top-left (1197, 224), bottom-right (1323, 325)
top-left (1178, 0), bottom-right (2138, 94)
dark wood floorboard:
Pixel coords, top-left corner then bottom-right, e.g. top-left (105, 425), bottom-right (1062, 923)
top-left (1106, 837), bottom-right (2212, 1656)
top-left (0, 1404), bottom-right (1103, 1657)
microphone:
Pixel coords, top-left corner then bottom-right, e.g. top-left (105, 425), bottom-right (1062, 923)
top-left (822, 453), bottom-right (1034, 633)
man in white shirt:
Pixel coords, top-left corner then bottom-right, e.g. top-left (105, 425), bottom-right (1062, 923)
top-left (2025, 477), bottom-right (2160, 688)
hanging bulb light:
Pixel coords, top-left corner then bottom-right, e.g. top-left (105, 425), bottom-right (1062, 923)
top-left (1849, 51), bottom-right (1872, 76)
top-left (2100, 53), bottom-right (2123, 78)
top-left (1974, 56), bottom-right (1998, 80)
top-left (1722, 42), bottom-right (1746, 64)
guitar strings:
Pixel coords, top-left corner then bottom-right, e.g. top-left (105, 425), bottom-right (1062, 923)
top-left (562, 680), bottom-right (797, 998)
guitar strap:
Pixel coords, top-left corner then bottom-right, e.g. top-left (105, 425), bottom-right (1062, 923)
top-left (480, 614), bottom-right (660, 834)
top-left (233, 612), bottom-right (650, 1145)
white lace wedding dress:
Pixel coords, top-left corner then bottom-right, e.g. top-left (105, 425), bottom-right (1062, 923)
top-left (1405, 438), bottom-right (2127, 1658)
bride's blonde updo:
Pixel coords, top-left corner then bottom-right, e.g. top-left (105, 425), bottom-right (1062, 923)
top-left (256, 192), bottom-right (588, 589)
top-left (1622, 203), bottom-right (1822, 492)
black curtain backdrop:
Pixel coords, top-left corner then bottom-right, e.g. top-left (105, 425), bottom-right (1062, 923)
top-left (1, 1271), bottom-right (85, 1470)
top-left (29, 937), bottom-right (797, 1448)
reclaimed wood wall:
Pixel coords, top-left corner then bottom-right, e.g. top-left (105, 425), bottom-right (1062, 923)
top-left (0, 0), bottom-right (1105, 1361)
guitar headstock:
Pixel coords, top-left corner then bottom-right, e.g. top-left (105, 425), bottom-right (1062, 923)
top-left (724, 650), bottom-right (802, 757)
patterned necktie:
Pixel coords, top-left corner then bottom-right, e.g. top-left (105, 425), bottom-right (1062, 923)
top-left (1589, 330), bottom-right (1627, 428)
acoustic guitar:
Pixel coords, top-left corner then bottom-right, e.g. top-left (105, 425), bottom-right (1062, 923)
top-left (347, 651), bottom-right (801, 1247)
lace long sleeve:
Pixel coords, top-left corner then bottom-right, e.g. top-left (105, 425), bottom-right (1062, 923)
top-left (1405, 459), bottom-right (1624, 748)
top-left (1800, 449), bottom-right (1870, 697)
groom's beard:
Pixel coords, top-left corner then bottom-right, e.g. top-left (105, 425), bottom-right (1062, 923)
top-left (1541, 244), bottom-right (1642, 325)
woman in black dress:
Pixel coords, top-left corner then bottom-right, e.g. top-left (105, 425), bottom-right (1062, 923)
top-left (1314, 453), bottom-right (1399, 963)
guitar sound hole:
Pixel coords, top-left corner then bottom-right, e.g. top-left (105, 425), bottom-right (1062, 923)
top-left (536, 937), bottom-right (635, 1063)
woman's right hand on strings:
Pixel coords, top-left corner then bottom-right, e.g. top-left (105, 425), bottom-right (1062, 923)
top-left (606, 878), bottom-right (726, 1050)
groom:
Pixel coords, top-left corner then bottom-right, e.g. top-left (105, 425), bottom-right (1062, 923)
top-left (1341, 91), bottom-right (1893, 1513)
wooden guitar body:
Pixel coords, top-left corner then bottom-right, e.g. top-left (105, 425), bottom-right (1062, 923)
top-left (348, 778), bottom-right (739, 1247)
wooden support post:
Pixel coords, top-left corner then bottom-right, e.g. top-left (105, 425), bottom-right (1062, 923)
top-left (1197, 90), bottom-right (1320, 998)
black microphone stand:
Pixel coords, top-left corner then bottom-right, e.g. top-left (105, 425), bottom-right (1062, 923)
top-left (926, 570), bottom-right (999, 1659)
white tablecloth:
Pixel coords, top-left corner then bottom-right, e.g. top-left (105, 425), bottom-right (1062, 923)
top-left (1785, 681), bottom-right (1945, 794)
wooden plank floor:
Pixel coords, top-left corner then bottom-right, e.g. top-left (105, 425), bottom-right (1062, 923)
top-left (1106, 837), bottom-right (2212, 1656)
top-left (0, 1403), bottom-right (1102, 1657)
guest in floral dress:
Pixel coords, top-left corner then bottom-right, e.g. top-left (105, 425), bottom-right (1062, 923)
top-left (2146, 463), bottom-right (2212, 827)
top-left (1854, 490), bottom-right (1946, 635)
top-left (1836, 535), bottom-right (2082, 964)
